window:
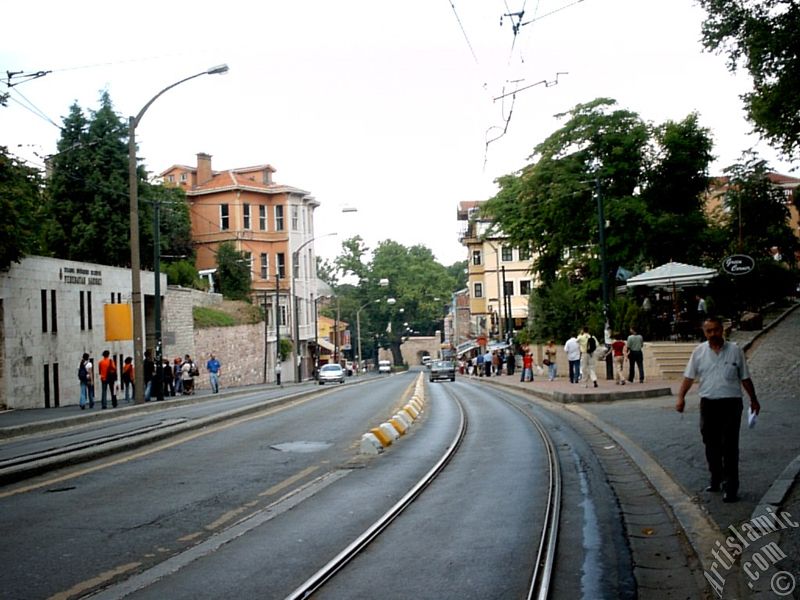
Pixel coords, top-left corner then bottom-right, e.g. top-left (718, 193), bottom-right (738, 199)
top-left (243, 252), bottom-right (252, 279)
top-left (291, 205), bottom-right (299, 230)
top-left (277, 253), bottom-right (286, 279)
top-left (518, 245), bottom-right (531, 261)
top-left (243, 203), bottom-right (251, 229)
top-left (502, 246), bottom-right (513, 261)
top-left (472, 250), bottom-right (482, 266)
top-left (41, 289), bottom-right (47, 333)
top-left (275, 205), bottom-right (284, 231)
top-left (259, 205), bottom-right (267, 230)
top-left (167, 174), bottom-right (175, 183)
top-left (220, 204), bottom-right (229, 230)
top-left (260, 253), bottom-right (268, 279)
top-left (80, 291), bottom-right (86, 331)
top-left (504, 281), bottom-right (514, 296)
top-left (474, 282), bottom-right (483, 298)
top-left (279, 305), bottom-right (287, 326)
top-left (180, 173), bottom-right (187, 182)
top-left (51, 290), bottom-right (57, 333)
top-left (520, 280), bottom-right (532, 296)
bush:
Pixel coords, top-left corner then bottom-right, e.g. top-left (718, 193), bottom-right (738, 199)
top-left (193, 307), bottom-right (236, 328)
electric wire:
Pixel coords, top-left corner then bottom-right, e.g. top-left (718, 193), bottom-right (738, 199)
top-left (446, 0), bottom-right (479, 63)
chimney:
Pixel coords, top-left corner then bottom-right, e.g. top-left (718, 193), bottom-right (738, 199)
top-left (197, 153), bottom-right (212, 185)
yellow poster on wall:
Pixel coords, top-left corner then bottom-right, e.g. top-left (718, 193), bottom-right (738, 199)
top-left (104, 303), bottom-right (133, 341)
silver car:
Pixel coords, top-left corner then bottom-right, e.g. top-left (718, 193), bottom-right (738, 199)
top-left (429, 360), bottom-right (456, 382)
top-left (318, 363), bottom-right (345, 385)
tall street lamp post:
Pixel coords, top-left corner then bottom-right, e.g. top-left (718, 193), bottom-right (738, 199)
top-left (128, 64), bottom-right (228, 404)
top-left (291, 232), bottom-right (337, 383)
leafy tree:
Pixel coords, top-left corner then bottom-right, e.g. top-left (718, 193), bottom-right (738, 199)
top-left (215, 241), bottom-right (252, 301)
top-left (43, 91), bottom-right (194, 269)
top-left (699, 0), bottom-right (800, 159)
top-left (483, 98), bottom-right (717, 337)
top-left (722, 152), bottom-right (798, 259)
top-left (640, 113), bottom-right (715, 265)
top-left (332, 238), bottom-right (459, 365)
top-left (445, 260), bottom-right (468, 290)
top-left (0, 146), bottom-right (46, 269)
top-left (164, 260), bottom-right (204, 288)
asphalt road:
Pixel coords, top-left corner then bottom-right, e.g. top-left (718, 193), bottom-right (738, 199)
top-left (0, 370), bottom-right (650, 600)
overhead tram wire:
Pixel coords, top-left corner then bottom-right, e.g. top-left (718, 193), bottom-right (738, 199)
top-left (446, 0), bottom-right (479, 64)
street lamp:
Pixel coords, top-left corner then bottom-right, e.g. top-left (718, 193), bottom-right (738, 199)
top-left (291, 232), bottom-right (337, 382)
top-left (129, 64), bottom-right (229, 403)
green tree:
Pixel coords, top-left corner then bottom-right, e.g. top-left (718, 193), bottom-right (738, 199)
top-left (43, 92), bottom-right (194, 269)
top-left (0, 146), bottom-right (46, 269)
top-left (215, 241), bottom-right (251, 301)
top-left (699, 0), bottom-right (800, 159)
top-left (445, 260), bottom-right (468, 290)
top-left (333, 238), bottom-right (459, 365)
top-left (722, 152), bottom-right (798, 260)
top-left (483, 98), bottom-right (718, 336)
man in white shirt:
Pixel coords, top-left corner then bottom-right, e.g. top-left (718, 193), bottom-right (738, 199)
top-left (676, 316), bottom-right (760, 503)
top-left (564, 335), bottom-right (581, 384)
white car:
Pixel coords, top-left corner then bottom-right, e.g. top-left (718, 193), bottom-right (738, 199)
top-left (318, 363), bottom-right (345, 385)
top-left (378, 360), bottom-right (392, 374)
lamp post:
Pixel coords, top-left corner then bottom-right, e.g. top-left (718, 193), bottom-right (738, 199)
top-left (128, 64), bottom-right (228, 404)
top-left (291, 232), bottom-right (337, 383)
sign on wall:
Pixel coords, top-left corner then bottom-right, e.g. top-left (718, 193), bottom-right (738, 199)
top-left (104, 303), bottom-right (133, 341)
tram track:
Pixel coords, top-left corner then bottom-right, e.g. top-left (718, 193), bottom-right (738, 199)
top-left (286, 381), bottom-right (563, 600)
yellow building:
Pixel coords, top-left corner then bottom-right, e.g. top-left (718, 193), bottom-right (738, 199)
top-left (457, 201), bottom-right (536, 342)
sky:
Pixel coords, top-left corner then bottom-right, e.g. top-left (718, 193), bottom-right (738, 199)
top-left (2, 0), bottom-right (796, 267)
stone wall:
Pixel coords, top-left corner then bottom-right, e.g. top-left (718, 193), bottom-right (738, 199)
top-left (162, 286), bottom-right (222, 362)
top-left (193, 323), bottom-right (268, 390)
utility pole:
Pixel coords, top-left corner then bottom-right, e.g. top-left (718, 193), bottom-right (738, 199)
top-left (153, 198), bottom-right (164, 401)
top-left (275, 273), bottom-right (281, 385)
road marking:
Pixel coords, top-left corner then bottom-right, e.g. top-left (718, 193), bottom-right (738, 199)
top-left (258, 465), bottom-right (319, 497)
top-left (46, 562), bottom-right (141, 600)
top-left (0, 398), bottom-right (316, 499)
top-left (85, 470), bottom-right (350, 600)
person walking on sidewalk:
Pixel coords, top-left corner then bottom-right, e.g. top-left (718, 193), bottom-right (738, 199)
top-left (611, 334), bottom-right (627, 385)
top-left (207, 353), bottom-right (221, 393)
top-left (544, 340), bottom-right (558, 381)
top-left (121, 356), bottom-right (134, 403)
top-left (564, 335), bottom-right (581, 384)
top-left (675, 316), bottom-right (760, 503)
top-left (578, 327), bottom-right (599, 388)
top-left (626, 326), bottom-right (645, 383)
top-left (98, 350), bottom-right (118, 409)
top-left (520, 351), bottom-right (533, 382)
top-left (78, 353), bottom-right (94, 409)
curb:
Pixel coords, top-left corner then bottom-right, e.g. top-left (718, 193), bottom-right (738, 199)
top-left (360, 374), bottom-right (426, 455)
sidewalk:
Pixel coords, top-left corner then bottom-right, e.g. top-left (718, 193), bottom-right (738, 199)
top-left (485, 303), bottom-right (800, 597)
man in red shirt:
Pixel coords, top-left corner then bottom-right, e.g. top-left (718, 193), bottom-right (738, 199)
top-left (98, 350), bottom-right (118, 409)
top-left (611, 335), bottom-right (627, 385)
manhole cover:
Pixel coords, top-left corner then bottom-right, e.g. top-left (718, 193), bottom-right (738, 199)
top-left (270, 441), bottom-right (332, 453)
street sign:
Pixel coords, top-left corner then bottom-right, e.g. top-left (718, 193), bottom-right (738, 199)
top-left (722, 254), bottom-right (755, 276)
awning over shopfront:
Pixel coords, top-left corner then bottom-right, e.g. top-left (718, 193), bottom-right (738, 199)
top-left (313, 338), bottom-right (336, 353)
top-left (626, 261), bottom-right (717, 290)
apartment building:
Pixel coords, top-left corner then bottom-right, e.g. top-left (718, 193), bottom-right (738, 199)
top-left (457, 201), bottom-right (535, 342)
top-left (161, 153), bottom-right (321, 381)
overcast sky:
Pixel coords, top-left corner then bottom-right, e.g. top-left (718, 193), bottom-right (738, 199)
top-left (2, 0), bottom-right (795, 266)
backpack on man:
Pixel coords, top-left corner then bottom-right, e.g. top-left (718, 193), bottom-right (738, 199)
top-left (78, 361), bottom-right (88, 383)
top-left (587, 335), bottom-right (597, 355)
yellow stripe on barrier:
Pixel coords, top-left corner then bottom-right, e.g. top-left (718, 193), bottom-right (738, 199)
top-left (370, 427), bottom-right (393, 447)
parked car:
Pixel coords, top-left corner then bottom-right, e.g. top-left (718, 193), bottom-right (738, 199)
top-left (378, 360), bottom-right (392, 374)
top-left (429, 360), bottom-right (456, 382)
top-left (318, 363), bottom-right (345, 385)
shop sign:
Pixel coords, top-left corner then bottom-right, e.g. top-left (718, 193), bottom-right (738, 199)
top-left (722, 254), bottom-right (755, 276)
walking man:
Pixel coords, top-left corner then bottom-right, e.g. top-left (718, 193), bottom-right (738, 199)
top-left (78, 353), bottom-right (93, 409)
top-left (98, 350), bottom-right (118, 409)
top-left (564, 335), bottom-right (581, 384)
top-left (675, 316), bottom-right (760, 503)
top-left (626, 326), bottom-right (645, 383)
top-left (207, 353), bottom-right (221, 394)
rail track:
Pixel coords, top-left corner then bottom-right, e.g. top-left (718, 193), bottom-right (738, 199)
top-left (286, 383), bottom-right (562, 600)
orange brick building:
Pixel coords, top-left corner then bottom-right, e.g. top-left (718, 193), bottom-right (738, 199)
top-left (160, 153), bottom-right (322, 381)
